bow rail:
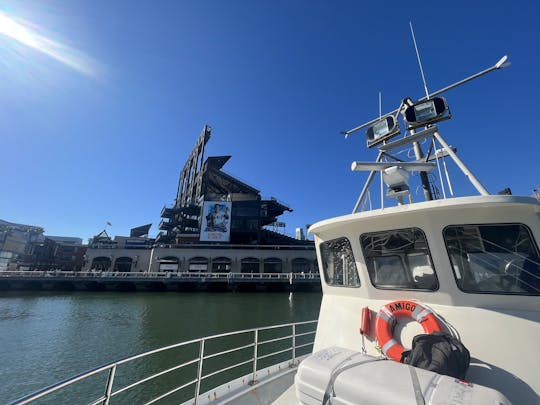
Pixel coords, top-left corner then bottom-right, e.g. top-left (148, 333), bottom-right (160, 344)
top-left (11, 320), bottom-right (317, 405)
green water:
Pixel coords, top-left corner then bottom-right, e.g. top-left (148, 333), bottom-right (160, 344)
top-left (0, 291), bottom-right (321, 403)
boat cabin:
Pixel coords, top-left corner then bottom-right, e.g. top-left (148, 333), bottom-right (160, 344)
top-left (309, 180), bottom-right (540, 404)
top-left (304, 54), bottom-right (540, 404)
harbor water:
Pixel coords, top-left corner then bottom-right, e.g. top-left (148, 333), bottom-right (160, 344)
top-left (0, 291), bottom-right (322, 403)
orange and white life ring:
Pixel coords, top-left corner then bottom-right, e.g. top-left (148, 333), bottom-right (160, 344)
top-left (375, 300), bottom-right (441, 361)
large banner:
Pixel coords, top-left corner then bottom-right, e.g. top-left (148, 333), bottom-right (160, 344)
top-left (200, 201), bottom-right (232, 242)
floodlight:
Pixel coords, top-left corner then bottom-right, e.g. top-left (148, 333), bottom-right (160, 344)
top-left (366, 116), bottom-right (400, 148)
top-left (404, 97), bottom-right (450, 129)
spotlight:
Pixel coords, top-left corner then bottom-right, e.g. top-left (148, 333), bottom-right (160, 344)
top-left (366, 116), bottom-right (401, 148)
top-left (404, 97), bottom-right (451, 129)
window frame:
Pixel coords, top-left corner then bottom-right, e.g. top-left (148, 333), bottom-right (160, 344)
top-left (360, 227), bottom-right (439, 292)
top-left (443, 222), bottom-right (540, 296)
top-left (319, 237), bottom-right (360, 288)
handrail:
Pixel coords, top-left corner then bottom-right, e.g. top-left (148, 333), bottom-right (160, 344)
top-left (81, 242), bottom-right (315, 251)
top-left (110, 359), bottom-right (199, 397)
top-left (203, 343), bottom-right (255, 360)
top-left (10, 320), bottom-right (318, 405)
top-left (201, 358), bottom-right (254, 381)
top-left (0, 270), bottom-right (320, 281)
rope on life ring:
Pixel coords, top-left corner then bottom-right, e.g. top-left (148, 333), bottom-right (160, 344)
top-left (375, 300), bottom-right (441, 361)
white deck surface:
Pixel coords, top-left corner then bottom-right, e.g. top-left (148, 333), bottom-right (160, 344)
top-left (272, 384), bottom-right (298, 404)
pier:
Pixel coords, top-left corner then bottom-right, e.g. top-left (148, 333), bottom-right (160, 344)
top-left (0, 271), bottom-right (321, 292)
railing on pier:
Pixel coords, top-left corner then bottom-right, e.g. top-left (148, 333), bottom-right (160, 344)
top-left (83, 242), bottom-right (315, 250)
top-left (153, 243), bottom-right (314, 250)
top-left (0, 270), bottom-right (320, 282)
top-left (11, 320), bottom-right (317, 405)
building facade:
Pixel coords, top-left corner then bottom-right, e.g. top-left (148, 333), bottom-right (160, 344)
top-left (84, 126), bottom-right (316, 273)
top-left (22, 236), bottom-right (87, 271)
top-left (0, 219), bottom-right (44, 271)
top-left (84, 244), bottom-right (317, 274)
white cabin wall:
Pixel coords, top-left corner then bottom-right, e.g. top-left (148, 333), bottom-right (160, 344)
top-left (311, 196), bottom-right (540, 404)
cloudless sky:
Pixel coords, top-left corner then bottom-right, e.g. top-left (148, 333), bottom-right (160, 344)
top-left (1, 1), bottom-right (539, 242)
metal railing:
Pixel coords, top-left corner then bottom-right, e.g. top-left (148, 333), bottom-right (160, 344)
top-left (152, 244), bottom-right (314, 250)
top-left (11, 320), bottom-right (317, 405)
top-left (0, 271), bottom-right (320, 281)
top-left (83, 242), bottom-right (315, 250)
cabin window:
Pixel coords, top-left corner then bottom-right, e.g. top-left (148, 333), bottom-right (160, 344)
top-left (444, 224), bottom-right (540, 295)
top-left (319, 237), bottom-right (360, 287)
top-left (360, 228), bottom-right (438, 290)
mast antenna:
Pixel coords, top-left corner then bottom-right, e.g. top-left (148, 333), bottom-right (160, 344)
top-left (379, 92), bottom-right (382, 119)
top-left (409, 21), bottom-right (430, 99)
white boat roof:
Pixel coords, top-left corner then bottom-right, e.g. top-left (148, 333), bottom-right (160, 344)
top-left (309, 195), bottom-right (540, 235)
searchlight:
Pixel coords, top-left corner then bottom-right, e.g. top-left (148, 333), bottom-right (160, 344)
top-left (404, 97), bottom-right (451, 130)
top-left (366, 116), bottom-right (401, 148)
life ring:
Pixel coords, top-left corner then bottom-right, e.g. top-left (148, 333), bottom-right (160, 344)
top-left (375, 300), bottom-right (441, 361)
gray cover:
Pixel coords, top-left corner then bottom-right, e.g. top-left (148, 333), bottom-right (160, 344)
top-left (295, 347), bottom-right (511, 405)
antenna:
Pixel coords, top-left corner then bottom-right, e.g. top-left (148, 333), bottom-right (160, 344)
top-left (342, 54), bottom-right (510, 137)
top-left (409, 22), bottom-right (430, 99)
top-left (379, 92), bottom-right (382, 120)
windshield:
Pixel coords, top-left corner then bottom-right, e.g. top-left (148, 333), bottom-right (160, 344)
top-left (444, 223), bottom-right (540, 295)
top-left (360, 228), bottom-right (438, 291)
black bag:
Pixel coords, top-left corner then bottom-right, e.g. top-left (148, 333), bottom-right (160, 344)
top-left (400, 332), bottom-right (470, 380)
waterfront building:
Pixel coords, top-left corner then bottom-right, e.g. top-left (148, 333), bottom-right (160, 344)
top-left (83, 126), bottom-right (317, 275)
top-left (0, 219), bottom-right (88, 272)
top-left (23, 236), bottom-right (87, 271)
top-left (0, 219), bottom-right (44, 271)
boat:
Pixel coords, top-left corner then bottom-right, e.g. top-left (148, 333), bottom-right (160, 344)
top-left (11, 55), bottom-right (540, 405)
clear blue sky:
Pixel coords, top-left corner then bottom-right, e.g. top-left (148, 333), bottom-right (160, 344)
top-left (1, 1), bottom-right (539, 242)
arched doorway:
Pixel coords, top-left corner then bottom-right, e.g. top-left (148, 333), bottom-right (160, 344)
top-left (292, 258), bottom-right (310, 273)
top-left (189, 257), bottom-right (208, 272)
top-left (114, 257), bottom-right (133, 272)
top-left (91, 257), bottom-right (111, 271)
top-left (159, 256), bottom-right (179, 272)
top-left (212, 257), bottom-right (231, 273)
top-left (241, 257), bottom-right (260, 273)
top-left (263, 258), bottom-right (282, 273)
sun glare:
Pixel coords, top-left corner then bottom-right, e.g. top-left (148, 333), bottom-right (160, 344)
top-left (0, 11), bottom-right (98, 77)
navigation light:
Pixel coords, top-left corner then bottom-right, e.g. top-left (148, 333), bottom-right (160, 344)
top-left (366, 116), bottom-right (401, 148)
top-left (495, 55), bottom-right (511, 69)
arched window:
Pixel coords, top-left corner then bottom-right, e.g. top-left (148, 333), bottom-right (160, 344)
top-left (189, 257), bottom-right (208, 272)
top-left (241, 257), bottom-right (259, 274)
top-left (91, 257), bottom-right (111, 271)
top-left (159, 256), bottom-right (179, 272)
top-left (263, 258), bottom-right (282, 274)
top-left (292, 258), bottom-right (310, 273)
top-left (114, 257), bottom-right (133, 272)
top-left (212, 257), bottom-right (231, 273)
